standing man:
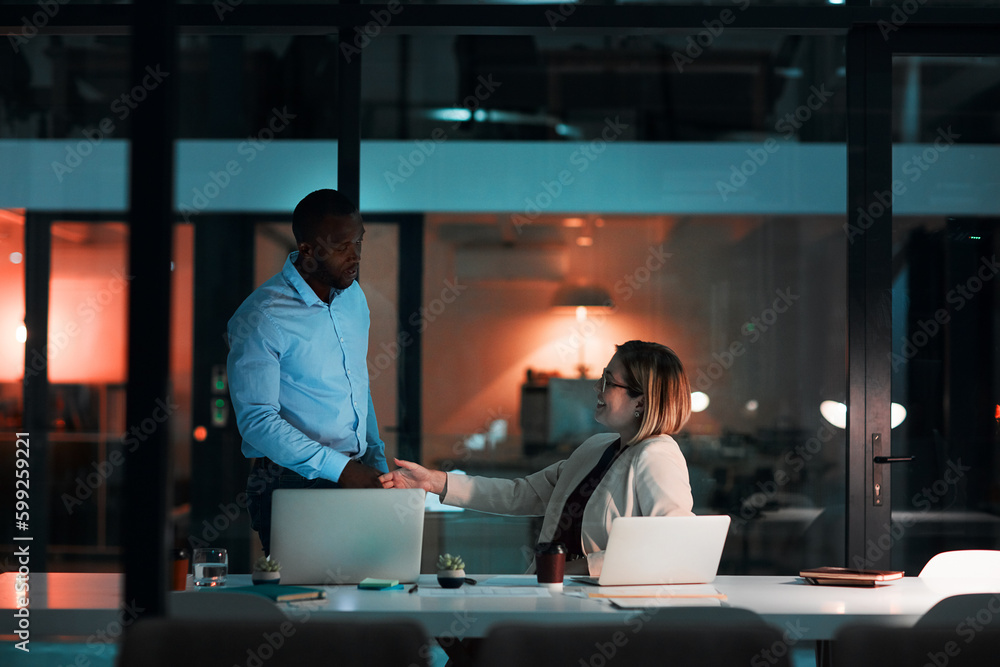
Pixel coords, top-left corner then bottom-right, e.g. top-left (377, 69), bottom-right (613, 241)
top-left (227, 189), bottom-right (388, 554)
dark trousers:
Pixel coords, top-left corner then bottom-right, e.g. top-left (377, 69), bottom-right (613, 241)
top-left (246, 458), bottom-right (340, 555)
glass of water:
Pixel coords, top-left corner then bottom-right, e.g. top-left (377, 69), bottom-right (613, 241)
top-left (192, 547), bottom-right (228, 587)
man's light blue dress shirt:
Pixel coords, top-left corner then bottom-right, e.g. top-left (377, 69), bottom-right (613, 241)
top-left (227, 252), bottom-right (387, 481)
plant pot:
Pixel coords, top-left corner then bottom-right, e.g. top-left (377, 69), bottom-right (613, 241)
top-left (252, 570), bottom-right (281, 586)
top-left (437, 569), bottom-right (465, 588)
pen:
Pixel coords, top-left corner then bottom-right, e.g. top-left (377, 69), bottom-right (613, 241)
top-left (408, 584), bottom-right (418, 594)
top-left (464, 578), bottom-right (477, 586)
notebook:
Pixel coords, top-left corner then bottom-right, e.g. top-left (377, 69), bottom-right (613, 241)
top-left (799, 567), bottom-right (904, 587)
top-left (573, 515), bottom-right (731, 586)
top-left (269, 488), bottom-right (426, 585)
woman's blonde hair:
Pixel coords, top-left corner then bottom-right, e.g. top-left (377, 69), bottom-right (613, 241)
top-left (616, 340), bottom-right (691, 443)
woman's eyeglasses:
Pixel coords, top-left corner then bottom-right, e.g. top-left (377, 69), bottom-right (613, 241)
top-left (600, 371), bottom-right (631, 393)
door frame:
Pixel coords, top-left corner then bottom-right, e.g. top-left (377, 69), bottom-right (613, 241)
top-left (846, 25), bottom-right (1000, 569)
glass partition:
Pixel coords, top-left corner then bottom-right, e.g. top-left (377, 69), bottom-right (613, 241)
top-left (361, 33), bottom-right (846, 144)
top-left (889, 56), bottom-right (1000, 574)
top-left (416, 212), bottom-right (846, 574)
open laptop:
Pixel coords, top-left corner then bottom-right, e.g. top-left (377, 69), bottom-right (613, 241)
top-left (574, 515), bottom-right (731, 586)
top-left (269, 488), bottom-right (426, 585)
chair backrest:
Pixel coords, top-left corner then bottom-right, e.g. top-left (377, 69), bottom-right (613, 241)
top-left (919, 550), bottom-right (1000, 578)
top-left (117, 618), bottom-right (429, 667)
top-left (476, 608), bottom-right (792, 667)
top-left (916, 593), bottom-right (1000, 627)
top-left (834, 625), bottom-right (1000, 667)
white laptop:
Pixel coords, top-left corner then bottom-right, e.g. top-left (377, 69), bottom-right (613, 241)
top-left (574, 515), bottom-right (731, 586)
top-left (269, 488), bottom-right (426, 585)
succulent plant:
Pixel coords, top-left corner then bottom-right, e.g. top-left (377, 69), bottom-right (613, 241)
top-left (254, 556), bottom-right (281, 572)
top-left (437, 553), bottom-right (465, 571)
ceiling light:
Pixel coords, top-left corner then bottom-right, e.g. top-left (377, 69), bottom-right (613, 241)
top-left (820, 400), bottom-right (907, 429)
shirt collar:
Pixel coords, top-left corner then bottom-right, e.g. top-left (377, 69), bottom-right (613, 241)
top-left (283, 252), bottom-right (347, 305)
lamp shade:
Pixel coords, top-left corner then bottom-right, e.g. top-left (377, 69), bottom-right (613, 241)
top-left (552, 283), bottom-right (614, 309)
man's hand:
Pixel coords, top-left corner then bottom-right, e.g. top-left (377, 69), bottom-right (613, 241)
top-left (338, 459), bottom-right (385, 488)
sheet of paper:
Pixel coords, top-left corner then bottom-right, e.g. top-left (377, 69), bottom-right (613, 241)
top-left (586, 584), bottom-right (726, 599)
top-left (477, 576), bottom-right (545, 587)
top-left (609, 597), bottom-right (724, 609)
top-left (420, 586), bottom-right (551, 597)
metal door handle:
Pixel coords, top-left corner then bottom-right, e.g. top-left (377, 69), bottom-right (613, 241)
top-left (873, 456), bottom-right (916, 464)
top-left (871, 433), bottom-right (915, 506)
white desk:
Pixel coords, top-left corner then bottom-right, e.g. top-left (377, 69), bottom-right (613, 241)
top-left (5, 572), bottom-right (1000, 641)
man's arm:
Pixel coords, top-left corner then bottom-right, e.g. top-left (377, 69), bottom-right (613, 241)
top-left (227, 309), bottom-right (353, 482)
top-left (360, 389), bottom-right (389, 474)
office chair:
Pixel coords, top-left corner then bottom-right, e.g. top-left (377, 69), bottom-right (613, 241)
top-left (833, 625), bottom-right (1000, 667)
top-left (916, 593), bottom-right (1000, 627)
top-left (918, 550), bottom-right (1000, 578)
top-left (476, 608), bottom-right (792, 667)
top-left (117, 618), bottom-right (430, 667)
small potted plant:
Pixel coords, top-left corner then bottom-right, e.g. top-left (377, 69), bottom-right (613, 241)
top-left (252, 556), bottom-right (281, 585)
top-left (436, 553), bottom-right (466, 588)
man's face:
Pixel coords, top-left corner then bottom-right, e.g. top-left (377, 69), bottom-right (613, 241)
top-left (299, 212), bottom-right (365, 292)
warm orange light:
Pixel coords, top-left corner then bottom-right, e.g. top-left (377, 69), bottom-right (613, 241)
top-left (15, 324), bottom-right (26, 344)
top-left (576, 236), bottom-right (594, 247)
top-left (562, 217), bottom-right (585, 228)
top-left (193, 425), bottom-right (208, 441)
top-left (995, 404), bottom-right (1000, 420)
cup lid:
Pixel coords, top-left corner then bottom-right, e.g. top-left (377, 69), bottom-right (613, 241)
top-left (535, 542), bottom-right (567, 555)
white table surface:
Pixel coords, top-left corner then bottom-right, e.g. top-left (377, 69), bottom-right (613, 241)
top-left (5, 572), bottom-right (1000, 641)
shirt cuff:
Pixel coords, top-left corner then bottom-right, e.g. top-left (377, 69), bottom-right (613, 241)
top-left (322, 452), bottom-right (352, 482)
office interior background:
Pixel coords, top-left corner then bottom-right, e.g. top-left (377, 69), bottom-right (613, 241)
top-left (1, 2), bottom-right (999, 587)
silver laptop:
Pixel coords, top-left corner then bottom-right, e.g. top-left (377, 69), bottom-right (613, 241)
top-left (575, 515), bottom-right (731, 586)
top-left (269, 488), bottom-right (426, 585)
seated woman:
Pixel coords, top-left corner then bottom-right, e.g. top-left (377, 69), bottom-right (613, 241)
top-left (380, 340), bottom-right (694, 576)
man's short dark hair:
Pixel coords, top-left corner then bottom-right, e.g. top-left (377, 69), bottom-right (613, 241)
top-left (292, 189), bottom-right (359, 245)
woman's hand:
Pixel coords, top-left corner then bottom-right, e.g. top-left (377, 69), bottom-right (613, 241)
top-left (379, 458), bottom-right (447, 496)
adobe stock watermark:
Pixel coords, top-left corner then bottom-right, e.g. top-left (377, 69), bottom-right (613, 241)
top-left (7, 0), bottom-right (70, 54)
top-left (61, 397), bottom-right (179, 515)
top-left (877, 0), bottom-right (930, 41)
top-left (890, 254), bottom-right (1000, 371)
top-left (511, 116), bottom-right (630, 233)
top-left (932, 594), bottom-right (1000, 663)
top-left (179, 106), bottom-right (297, 222)
top-left (51, 65), bottom-right (171, 183)
top-left (383, 75), bottom-right (502, 192)
top-left (369, 277), bottom-right (467, 382)
top-left (407, 611), bottom-right (478, 667)
top-left (85, 600), bottom-right (146, 660)
top-left (24, 268), bottom-right (134, 383)
top-left (717, 84), bottom-right (834, 202)
top-left (555, 244), bottom-right (673, 364)
top-left (733, 423), bottom-right (836, 529)
top-left (671, 0), bottom-right (751, 73)
top-left (751, 621), bottom-right (809, 667)
top-left (441, 407), bottom-right (511, 474)
top-left (225, 295), bottom-right (275, 350)
top-left (692, 288), bottom-right (799, 392)
top-left (852, 458), bottom-right (971, 569)
top-left (187, 459), bottom-right (286, 549)
top-left (236, 621), bottom-right (299, 667)
top-left (340, 0), bottom-right (405, 63)
top-left (844, 126), bottom-right (960, 243)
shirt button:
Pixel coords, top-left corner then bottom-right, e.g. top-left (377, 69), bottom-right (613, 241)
top-left (340, 337), bottom-right (344, 342)
top-left (347, 370), bottom-right (351, 374)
